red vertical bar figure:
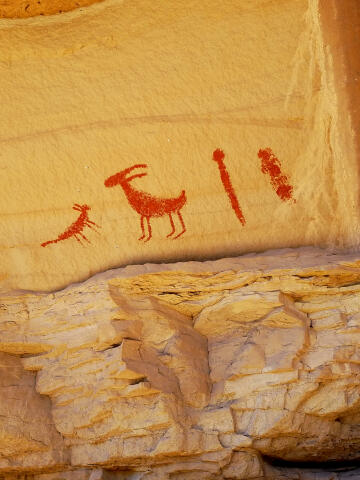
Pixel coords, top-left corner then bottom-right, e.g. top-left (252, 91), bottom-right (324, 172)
top-left (213, 149), bottom-right (246, 226)
top-left (258, 148), bottom-right (295, 202)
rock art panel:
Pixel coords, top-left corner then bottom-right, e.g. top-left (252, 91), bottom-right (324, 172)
top-left (0, 0), bottom-right (358, 291)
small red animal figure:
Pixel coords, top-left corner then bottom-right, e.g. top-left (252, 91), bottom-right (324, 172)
top-left (258, 148), bottom-right (295, 202)
top-left (41, 204), bottom-right (100, 247)
top-left (104, 164), bottom-right (187, 242)
top-left (213, 149), bottom-right (246, 226)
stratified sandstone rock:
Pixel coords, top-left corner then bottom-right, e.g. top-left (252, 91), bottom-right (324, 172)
top-left (0, 353), bottom-right (68, 472)
top-left (1, 247), bottom-right (360, 478)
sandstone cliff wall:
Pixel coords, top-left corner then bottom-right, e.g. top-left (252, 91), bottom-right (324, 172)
top-left (1, 248), bottom-right (360, 478)
top-left (0, 0), bottom-right (359, 291)
top-left (1, 0), bottom-right (360, 478)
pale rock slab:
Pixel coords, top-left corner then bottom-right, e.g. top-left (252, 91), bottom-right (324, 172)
top-left (0, 353), bottom-right (68, 472)
top-left (1, 247), bottom-right (360, 478)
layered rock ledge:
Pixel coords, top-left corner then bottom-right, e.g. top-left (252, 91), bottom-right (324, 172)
top-left (1, 247), bottom-right (360, 479)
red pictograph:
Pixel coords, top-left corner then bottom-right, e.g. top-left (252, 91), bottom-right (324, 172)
top-left (41, 204), bottom-right (100, 247)
top-left (258, 148), bottom-right (295, 202)
top-left (104, 164), bottom-right (187, 242)
top-left (213, 149), bottom-right (246, 226)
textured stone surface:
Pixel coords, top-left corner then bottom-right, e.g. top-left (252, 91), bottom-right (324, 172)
top-left (0, 0), bottom-right (104, 18)
top-left (0, 353), bottom-right (68, 471)
top-left (0, 0), bottom-right (358, 292)
top-left (1, 0), bottom-right (360, 477)
top-left (1, 247), bottom-right (360, 477)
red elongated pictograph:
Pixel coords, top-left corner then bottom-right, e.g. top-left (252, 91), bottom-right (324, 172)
top-left (213, 148), bottom-right (246, 226)
top-left (41, 204), bottom-right (100, 247)
top-left (258, 147), bottom-right (295, 202)
top-left (104, 164), bottom-right (187, 242)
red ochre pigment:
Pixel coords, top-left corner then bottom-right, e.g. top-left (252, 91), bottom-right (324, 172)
top-left (41, 204), bottom-right (100, 247)
top-left (104, 164), bottom-right (187, 242)
top-left (213, 149), bottom-right (246, 226)
top-left (258, 148), bottom-right (295, 202)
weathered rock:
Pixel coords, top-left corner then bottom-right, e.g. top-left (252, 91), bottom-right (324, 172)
top-left (0, 353), bottom-right (68, 472)
top-left (1, 247), bottom-right (360, 477)
top-left (1, 0), bottom-right (360, 476)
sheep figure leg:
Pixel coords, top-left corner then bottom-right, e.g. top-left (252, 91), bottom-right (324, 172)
top-left (138, 216), bottom-right (146, 240)
top-left (144, 217), bottom-right (152, 242)
top-left (79, 232), bottom-right (91, 243)
top-left (167, 213), bottom-right (176, 238)
top-left (173, 211), bottom-right (186, 239)
top-left (74, 234), bottom-right (83, 244)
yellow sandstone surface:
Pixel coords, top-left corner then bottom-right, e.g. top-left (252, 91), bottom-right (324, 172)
top-left (0, 0), bottom-right (358, 291)
top-left (1, 247), bottom-right (360, 478)
top-left (2, 0), bottom-right (360, 478)
top-left (0, 0), bottom-right (104, 18)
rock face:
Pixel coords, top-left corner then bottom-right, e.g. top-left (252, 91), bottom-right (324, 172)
top-left (1, 0), bottom-right (360, 478)
top-left (0, 0), bottom-right (359, 292)
top-left (0, 0), bottom-right (104, 18)
top-left (1, 247), bottom-right (360, 478)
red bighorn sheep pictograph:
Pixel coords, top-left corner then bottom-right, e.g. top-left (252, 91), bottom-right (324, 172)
top-left (41, 204), bottom-right (100, 247)
top-left (104, 164), bottom-right (187, 242)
